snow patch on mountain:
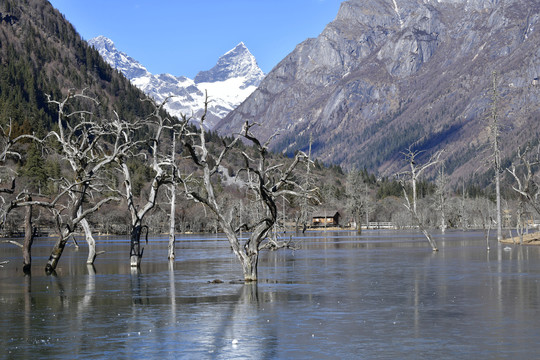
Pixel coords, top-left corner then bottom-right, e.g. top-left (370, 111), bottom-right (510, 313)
top-left (89, 36), bottom-right (150, 79)
top-left (88, 36), bottom-right (264, 128)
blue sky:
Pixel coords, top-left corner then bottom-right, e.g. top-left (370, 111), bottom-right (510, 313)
top-left (48, 0), bottom-right (343, 78)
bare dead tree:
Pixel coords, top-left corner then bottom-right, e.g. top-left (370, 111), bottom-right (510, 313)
top-left (488, 71), bottom-right (504, 241)
top-left (167, 123), bottom-right (188, 261)
top-left (41, 90), bottom-right (125, 273)
top-left (299, 133), bottom-right (316, 233)
top-left (435, 163), bottom-right (449, 233)
top-left (346, 169), bottom-right (369, 234)
top-left (0, 118), bottom-right (41, 162)
top-left (180, 96), bottom-right (313, 281)
top-left (507, 142), bottom-right (540, 243)
top-left (0, 118), bottom-right (43, 271)
top-left (21, 195), bottom-right (33, 273)
top-left (0, 118), bottom-right (39, 220)
top-left (398, 144), bottom-right (443, 251)
top-left (114, 98), bottom-right (177, 267)
top-left (3, 177), bottom-right (115, 274)
top-left (167, 132), bottom-right (178, 261)
top-left (474, 198), bottom-right (494, 250)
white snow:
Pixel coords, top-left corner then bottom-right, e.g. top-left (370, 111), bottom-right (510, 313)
top-left (392, 0), bottom-right (404, 27)
top-left (89, 36), bottom-right (264, 129)
top-left (198, 77), bottom-right (258, 105)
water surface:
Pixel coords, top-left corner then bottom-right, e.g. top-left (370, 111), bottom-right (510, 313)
top-left (1, 230), bottom-right (540, 359)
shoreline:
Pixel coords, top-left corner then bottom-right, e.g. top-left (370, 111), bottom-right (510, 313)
top-left (501, 231), bottom-right (540, 245)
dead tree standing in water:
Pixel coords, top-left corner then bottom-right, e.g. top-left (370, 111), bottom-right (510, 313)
top-left (488, 71), bottom-right (504, 241)
top-left (114, 99), bottom-right (176, 268)
top-left (167, 132), bottom-right (178, 261)
top-left (435, 163), bottom-right (449, 233)
top-left (181, 97), bottom-right (313, 281)
top-left (43, 91), bottom-right (122, 273)
top-left (0, 119), bottom-right (44, 272)
top-left (398, 144), bottom-right (443, 251)
top-left (507, 143), bottom-right (540, 243)
top-left (166, 124), bottom-right (188, 261)
top-left (346, 169), bottom-right (369, 234)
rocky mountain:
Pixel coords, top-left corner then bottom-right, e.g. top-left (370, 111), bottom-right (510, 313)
top-left (216, 0), bottom-right (540, 183)
top-left (89, 36), bottom-right (264, 128)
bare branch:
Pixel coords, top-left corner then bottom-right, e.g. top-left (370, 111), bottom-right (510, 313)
top-left (1, 240), bottom-right (23, 248)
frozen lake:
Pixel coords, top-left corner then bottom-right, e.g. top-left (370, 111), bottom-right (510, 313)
top-left (2, 230), bottom-right (540, 359)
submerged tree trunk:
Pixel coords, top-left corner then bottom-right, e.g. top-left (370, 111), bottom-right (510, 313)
top-left (45, 228), bottom-right (70, 274)
top-left (440, 210), bottom-right (447, 234)
top-left (130, 224), bottom-right (145, 267)
top-left (22, 198), bottom-right (33, 274)
top-left (416, 213), bottom-right (438, 251)
top-left (404, 188), bottom-right (439, 252)
top-left (240, 222), bottom-right (273, 282)
top-left (490, 71), bottom-right (503, 242)
top-left (242, 256), bottom-right (258, 282)
top-left (219, 220), bottom-right (262, 282)
top-left (495, 167), bottom-right (503, 241)
top-left (168, 184), bottom-right (176, 261)
top-left (420, 227), bottom-right (438, 251)
top-left (483, 217), bottom-right (491, 251)
top-left (45, 183), bottom-right (88, 274)
top-left (356, 215), bottom-right (362, 235)
top-left (79, 212), bottom-right (97, 264)
top-left (242, 237), bottom-right (260, 282)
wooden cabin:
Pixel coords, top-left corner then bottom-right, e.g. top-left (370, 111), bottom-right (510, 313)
top-left (312, 211), bottom-right (341, 227)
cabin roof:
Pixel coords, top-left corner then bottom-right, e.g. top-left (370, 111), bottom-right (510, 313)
top-left (312, 211), bottom-right (340, 218)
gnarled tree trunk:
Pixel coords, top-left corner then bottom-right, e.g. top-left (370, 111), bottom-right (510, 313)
top-left (242, 257), bottom-right (258, 282)
top-left (22, 197), bottom-right (33, 274)
top-left (78, 209), bottom-right (98, 264)
top-left (45, 228), bottom-right (71, 274)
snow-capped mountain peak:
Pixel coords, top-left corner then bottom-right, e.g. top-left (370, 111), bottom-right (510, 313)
top-left (89, 35), bottom-right (115, 52)
top-left (89, 36), bottom-right (264, 129)
top-left (89, 36), bottom-right (149, 80)
top-left (194, 42), bottom-right (264, 88)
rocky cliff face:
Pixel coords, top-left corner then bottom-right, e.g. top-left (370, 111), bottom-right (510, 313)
top-left (216, 0), bottom-right (540, 181)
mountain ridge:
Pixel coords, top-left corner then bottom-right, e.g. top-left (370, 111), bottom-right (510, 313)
top-left (216, 0), bottom-right (540, 183)
top-left (89, 36), bottom-right (264, 128)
